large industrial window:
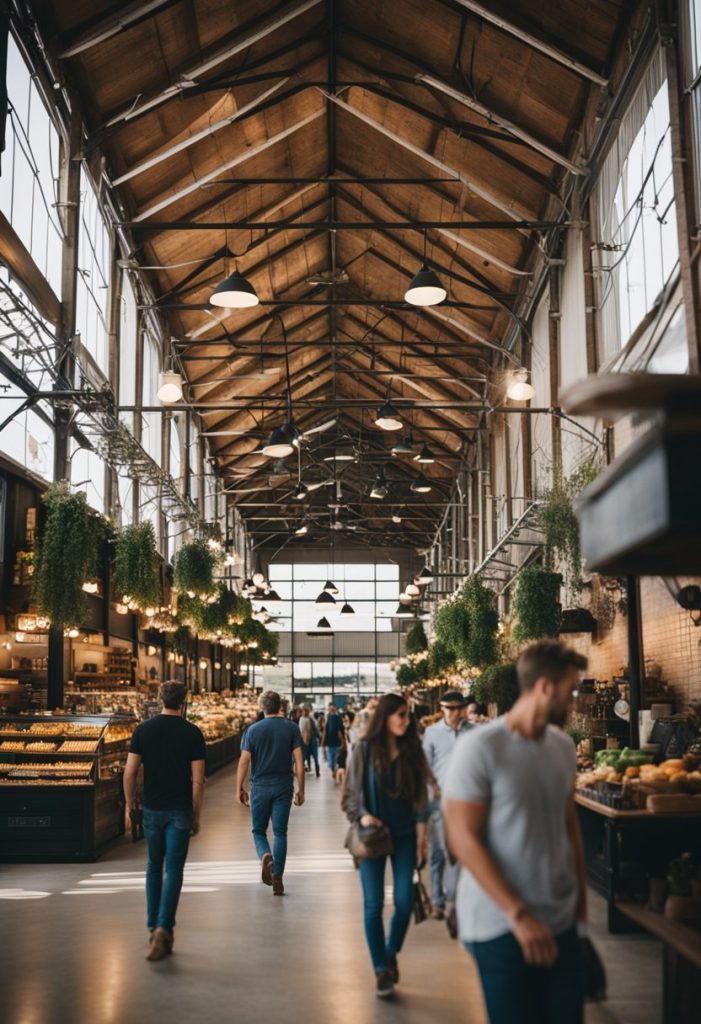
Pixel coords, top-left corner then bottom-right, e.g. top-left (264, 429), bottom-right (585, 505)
top-left (141, 331), bottom-right (161, 462)
top-left (595, 49), bottom-right (679, 358)
top-left (118, 271), bottom-right (138, 430)
top-left (267, 563), bottom-right (399, 632)
top-left (76, 168), bottom-right (111, 373)
top-left (0, 36), bottom-right (63, 295)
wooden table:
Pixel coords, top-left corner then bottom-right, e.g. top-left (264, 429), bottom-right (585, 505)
top-left (575, 794), bottom-right (701, 932)
top-left (617, 901), bottom-right (701, 1024)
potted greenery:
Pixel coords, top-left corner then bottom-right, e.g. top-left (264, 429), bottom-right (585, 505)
top-left (173, 538), bottom-right (221, 597)
top-left (512, 565), bottom-right (562, 643)
top-left (32, 482), bottom-right (108, 628)
top-left (476, 663), bottom-right (519, 714)
top-left (405, 621), bottom-right (428, 655)
top-left (428, 639), bottom-right (455, 677)
top-left (433, 595), bottom-right (471, 663)
top-left (112, 521), bottom-right (161, 611)
top-left (538, 460), bottom-right (599, 600)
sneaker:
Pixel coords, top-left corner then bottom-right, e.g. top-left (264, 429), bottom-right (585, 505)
top-left (387, 953), bottom-right (399, 984)
top-left (146, 928), bottom-right (173, 962)
top-left (272, 874), bottom-right (285, 895)
top-left (446, 905), bottom-right (458, 940)
top-left (261, 852), bottom-right (273, 886)
top-left (376, 970), bottom-right (395, 998)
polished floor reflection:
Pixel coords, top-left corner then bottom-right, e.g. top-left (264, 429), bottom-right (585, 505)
top-left (0, 765), bottom-right (661, 1024)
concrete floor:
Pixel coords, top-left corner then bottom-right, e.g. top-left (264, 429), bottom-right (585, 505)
top-left (0, 764), bottom-right (662, 1024)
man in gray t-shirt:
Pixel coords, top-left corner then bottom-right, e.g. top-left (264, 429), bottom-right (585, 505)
top-left (443, 640), bottom-right (588, 1024)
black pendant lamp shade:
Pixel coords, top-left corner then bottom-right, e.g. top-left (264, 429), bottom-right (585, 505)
top-left (411, 473), bottom-right (432, 493)
top-left (293, 482), bottom-right (308, 500)
top-left (316, 616), bottom-right (332, 629)
top-left (394, 603), bottom-right (414, 617)
top-left (391, 435), bottom-right (414, 456)
top-left (210, 270), bottom-right (259, 308)
top-left (416, 566), bottom-right (434, 585)
top-left (375, 402), bottom-right (403, 431)
top-left (323, 580), bottom-right (339, 595)
top-left (414, 444), bottom-right (435, 464)
top-left (370, 473), bottom-right (389, 500)
top-left (340, 601), bottom-right (355, 616)
top-left (404, 263), bottom-right (446, 306)
top-left (315, 589), bottom-right (337, 609)
top-left (263, 420), bottom-right (299, 458)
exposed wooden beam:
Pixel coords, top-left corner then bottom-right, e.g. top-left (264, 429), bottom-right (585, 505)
top-left (0, 212), bottom-right (61, 325)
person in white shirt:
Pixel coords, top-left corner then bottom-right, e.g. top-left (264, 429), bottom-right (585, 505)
top-left (443, 640), bottom-right (588, 1024)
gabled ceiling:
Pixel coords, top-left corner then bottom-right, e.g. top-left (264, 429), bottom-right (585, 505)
top-left (32, 0), bottom-right (630, 548)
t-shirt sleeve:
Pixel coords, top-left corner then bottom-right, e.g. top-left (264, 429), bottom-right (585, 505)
top-left (291, 723), bottom-right (302, 750)
top-left (241, 728), bottom-right (252, 753)
top-left (191, 727), bottom-right (206, 761)
top-left (129, 725), bottom-right (142, 755)
top-left (443, 732), bottom-right (492, 804)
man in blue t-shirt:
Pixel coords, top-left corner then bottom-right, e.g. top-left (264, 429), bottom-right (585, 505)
top-left (321, 703), bottom-right (346, 779)
top-left (237, 689), bottom-right (305, 895)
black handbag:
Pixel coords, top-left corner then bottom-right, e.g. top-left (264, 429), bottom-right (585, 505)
top-left (412, 868), bottom-right (432, 924)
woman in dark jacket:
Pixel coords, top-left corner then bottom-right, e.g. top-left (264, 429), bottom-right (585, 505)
top-left (342, 693), bottom-right (429, 998)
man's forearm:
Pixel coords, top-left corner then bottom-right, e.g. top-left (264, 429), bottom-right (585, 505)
top-left (123, 772), bottom-right (137, 807)
top-left (295, 763), bottom-right (305, 795)
top-left (192, 782), bottom-right (204, 819)
top-left (236, 762), bottom-right (247, 793)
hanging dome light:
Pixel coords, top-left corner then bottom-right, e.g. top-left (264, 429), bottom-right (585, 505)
top-left (375, 402), bottom-right (403, 431)
top-left (406, 583), bottom-right (421, 598)
top-left (339, 601), bottom-right (355, 616)
top-left (404, 263), bottom-right (446, 306)
top-left (157, 371), bottom-right (183, 404)
top-left (315, 589), bottom-right (337, 609)
top-left (210, 270), bottom-right (259, 308)
top-left (394, 604), bottom-right (414, 617)
top-left (399, 591), bottom-right (413, 605)
top-left (323, 449), bottom-right (355, 462)
top-left (414, 444), bottom-right (435, 464)
top-left (392, 513), bottom-right (403, 524)
top-left (507, 368), bottom-right (536, 401)
top-left (416, 566), bottom-right (434, 585)
top-left (266, 589), bottom-right (281, 604)
top-left (370, 475), bottom-right (389, 500)
top-left (252, 571), bottom-right (266, 587)
top-left (294, 523), bottom-right (309, 536)
top-left (411, 474), bottom-right (432, 493)
top-left (323, 580), bottom-right (339, 595)
top-left (263, 421), bottom-right (299, 458)
top-left (293, 482), bottom-right (308, 501)
top-left (391, 436), bottom-right (414, 456)
top-left (316, 616), bottom-right (333, 630)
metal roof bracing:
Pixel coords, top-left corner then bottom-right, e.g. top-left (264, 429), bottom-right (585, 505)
top-left (25, 0), bottom-right (632, 549)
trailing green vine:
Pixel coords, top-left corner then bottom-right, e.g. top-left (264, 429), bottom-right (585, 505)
top-left (539, 459), bottom-right (600, 600)
top-left (112, 522), bottom-right (161, 610)
top-left (512, 565), bottom-right (562, 643)
top-left (433, 597), bottom-right (471, 663)
top-left (173, 538), bottom-right (221, 597)
top-left (474, 663), bottom-right (519, 713)
top-left (32, 482), bottom-right (108, 628)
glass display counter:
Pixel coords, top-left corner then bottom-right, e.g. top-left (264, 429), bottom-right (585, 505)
top-left (0, 713), bottom-right (136, 861)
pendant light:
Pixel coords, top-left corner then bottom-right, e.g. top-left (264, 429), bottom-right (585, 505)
top-left (392, 513), bottom-right (403, 524)
top-left (293, 481), bottom-right (308, 501)
top-left (242, 578), bottom-right (255, 595)
top-left (411, 473), bottom-right (432, 493)
top-left (210, 269), bottom-right (259, 308)
top-left (394, 604), bottom-right (414, 617)
top-left (391, 435), bottom-right (414, 456)
top-left (316, 616), bottom-right (333, 629)
top-left (406, 583), bottom-right (421, 598)
top-left (315, 589), bottom-right (337, 610)
top-left (414, 444), bottom-right (435, 464)
top-left (266, 589), bottom-right (281, 604)
top-left (263, 421), bottom-right (298, 459)
top-left (340, 601), bottom-right (355, 616)
top-left (370, 471), bottom-right (389, 500)
top-left (157, 370), bottom-right (184, 404)
top-left (294, 523), bottom-right (309, 536)
top-left (507, 368), bottom-right (535, 401)
top-left (375, 401), bottom-right (403, 431)
top-left (415, 566), bottom-right (434, 585)
top-left (252, 571), bottom-right (266, 587)
top-left (404, 232), bottom-right (446, 306)
top-left (323, 579), bottom-right (339, 595)
top-left (399, 591), bottom-right (413, 604)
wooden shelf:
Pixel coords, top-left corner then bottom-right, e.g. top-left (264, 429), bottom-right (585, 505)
top-left (617, 902), bottom-right (701, 969)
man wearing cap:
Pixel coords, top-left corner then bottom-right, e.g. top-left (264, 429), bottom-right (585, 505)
top-left (422, 690), bottom-right (472, 938)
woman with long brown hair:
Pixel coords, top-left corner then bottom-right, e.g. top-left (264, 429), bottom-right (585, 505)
top-left (342, 693), bottom-right (429, 998)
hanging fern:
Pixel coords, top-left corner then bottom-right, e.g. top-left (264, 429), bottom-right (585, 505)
top-left (539, 460), bottom-right (600, 598)
top-left (461, 575), bottom-right (500, 667)
top-left (512, 566), bottom-right (562, 643)
top-left (112, 522), bottom-right (161, 610)
top-left (32, 482), bottom-right (106, 628)
top-left (172, 538), bottom-right (220, 596)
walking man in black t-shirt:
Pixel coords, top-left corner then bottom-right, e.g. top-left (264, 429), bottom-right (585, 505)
top-left (124, 681), bottom-right (206, 961)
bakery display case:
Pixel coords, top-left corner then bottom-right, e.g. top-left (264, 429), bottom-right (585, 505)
top-left (0, 713), bottom-right (136, 861)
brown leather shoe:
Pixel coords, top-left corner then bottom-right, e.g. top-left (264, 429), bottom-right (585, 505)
top-left (146, 928), bottom-right (173, 961)
top-left (272, 874), bottom-right (285, 895)
top-left (261, 852), bottom-right (273, 886)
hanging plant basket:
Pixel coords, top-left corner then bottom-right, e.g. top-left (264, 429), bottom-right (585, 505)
top-left (433, 597), bottom-right (471, 663)
top-left (405, 621), bottom-right (428, 655)
top-left (32, 482), bottom-right (108, 629)
top-left (461, 575), bottom-right (499, 667)
top-left (512, 566), bottom-right (563, 643)
top-left (428, 639), bottom-right (456, 676)
top-left (172, 538), bottom-right (220, 597)
top-left (474, 663), bottom-right (519, 714)
top-left (112, 522), bottom-right (161, 611)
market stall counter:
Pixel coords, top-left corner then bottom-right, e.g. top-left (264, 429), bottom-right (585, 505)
top-left (0, 713), bottom-right (136, 861)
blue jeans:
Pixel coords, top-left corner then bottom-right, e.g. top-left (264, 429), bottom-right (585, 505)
top-left (250, 781), bottom-right (294, 876)
top-left (359, 834), bottom-right (416, 973)
top-left (428, 799), bottom-right (459, 908)
top-left (304, 739), bottom-right (320, 774)
top-left (143, 807), bottom-right (192, 932)
top-left (325, 745), bottom-right (340, 772)
top-left (468, 927), bottom-right (584, 1024)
